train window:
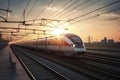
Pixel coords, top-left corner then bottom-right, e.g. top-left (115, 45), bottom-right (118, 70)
top-left (71, 36), bottom-right (82, 42)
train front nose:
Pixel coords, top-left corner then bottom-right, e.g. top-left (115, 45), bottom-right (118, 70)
top-left (73, 43), bottom-right (86, 55)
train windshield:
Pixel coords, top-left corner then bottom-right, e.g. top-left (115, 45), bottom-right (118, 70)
top-left (65, 34), bottom-right (83, 47)
top-left (71, 36), bottom-right (82, 42)
top-left (71, 36), bottom-right (83, 47)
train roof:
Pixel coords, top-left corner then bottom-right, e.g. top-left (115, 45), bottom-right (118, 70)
top-left (63, 33), bottom-right (79, 37)
top-left (41, 33), bottom-right (80, 38)
top-left (27, 33), bottom-right (80, 41)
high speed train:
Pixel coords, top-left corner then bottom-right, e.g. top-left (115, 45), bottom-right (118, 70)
top-left (11, 33), bottom-right (86, 56)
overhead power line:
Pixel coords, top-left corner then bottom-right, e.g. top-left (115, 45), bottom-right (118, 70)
top-left (0, 0), bottom-right (12, 21)
top-left (24, 0), bottom-right (30, 10)
top-left (101, 5), bottom-right (120, 15)
top-left (21, 0), bottom-right (30, 21)
top-left (71, 3), bottom-right (120, 25)
top-left (52, 0), bottom-right (79, 19)
top-left (62, 0), bottom-right (100, 19)
top-left (6, 0), bottom-right (11, 19)
top-left (77, 0), bottom-right (100, 11)
top-left (61, 0), bottom-right (72, 8)
top-left (0, 8), bottom-right (12, 12)
top-left (48, 0), bottom-right (72, 18)
top-left (33, 0), bottom-right (54, 21)
top-left (26, 0), bottom-right (38, 19)
top-left (71, 0), bottom-right (120, 21)
top-left (58, 0), bottom-right (90, 18)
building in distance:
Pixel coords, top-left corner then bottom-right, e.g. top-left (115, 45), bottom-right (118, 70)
top-left (101, 37), bottom-right (114, 44)
top-left (101, 37), bottom-right (107, 44)
top-left (108, 39), bottom-right (114, 44)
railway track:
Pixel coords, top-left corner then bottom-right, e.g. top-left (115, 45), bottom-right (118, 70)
top-left (86, 48), bottom-right (120, 52)
top-left (44, 55), bottom-right (120, 80)
top-left (83, 53), bottom-right (120, 67)
top-left (69, 53), bottom-right (120, 80)
top-left (11, 46), bottom-right (90, 80)
top-left (11, 46), bottom-right (68, 80)
top-left (11, 46), bottom-right (120, 80)
top-left (19, 47), bottom-right (120, 80)
top-left (66, 54), bottom-right (120, 80)
top-left (86, 50), bottom-right (120, 59)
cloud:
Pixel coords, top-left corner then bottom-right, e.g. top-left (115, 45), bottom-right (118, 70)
top-left (45, 5), bottom-right (63, 11)
top-left (100, 11), bottom-right (120, 21)
top-left (46, 6), bottom-right (58, 11)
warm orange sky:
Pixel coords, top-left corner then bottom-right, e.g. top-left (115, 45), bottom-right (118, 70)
top-left (0, 0), bottom-right (120, 42)
top-left (1, 18), bottom-right (120, 42)
top-left (68, 16), bottom-right (120, 42)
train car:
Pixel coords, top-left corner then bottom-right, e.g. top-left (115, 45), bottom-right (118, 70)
top-left (12, 33), bottom-right (86, 56)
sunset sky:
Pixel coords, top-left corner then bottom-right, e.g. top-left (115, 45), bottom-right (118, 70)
top-left (0, 0), bottom-right (120, 42)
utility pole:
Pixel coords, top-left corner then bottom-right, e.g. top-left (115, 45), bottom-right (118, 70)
top-left (23, 9), bottom-right (26, 24)
top-left (6, 0), bottom-right (10, 19)
top-left (88, 35), bottom-right (90, 45)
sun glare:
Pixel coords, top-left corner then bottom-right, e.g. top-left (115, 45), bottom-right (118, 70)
top-left (51, 29), bottom-right (68, 35)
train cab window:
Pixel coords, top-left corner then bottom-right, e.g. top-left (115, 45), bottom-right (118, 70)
top-left (66, 34), bottom-right (83, 47)
top-left (71, 36), bottom-right (82, 43)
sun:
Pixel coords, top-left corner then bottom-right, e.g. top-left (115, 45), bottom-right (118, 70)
top-left (51, 29), bottom-right (68, 35)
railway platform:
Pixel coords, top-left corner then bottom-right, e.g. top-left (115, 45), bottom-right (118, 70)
top-left (0, 44), bottom-right (30, 80)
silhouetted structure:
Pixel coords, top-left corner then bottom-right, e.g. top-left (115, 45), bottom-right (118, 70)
top-left (101, 37), bottom-right (107, 44)
top-left (108, 39), bottom-right (114, 43)
top-left (84, 36), bottom-right (120, 48)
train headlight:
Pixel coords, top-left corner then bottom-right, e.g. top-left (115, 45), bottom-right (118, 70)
top-left (71, 44), bottom-right (75, 47)
top-left (73, 44), bottom-right (76, 47)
